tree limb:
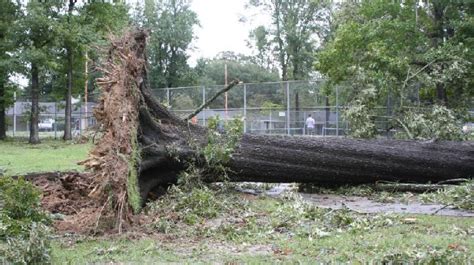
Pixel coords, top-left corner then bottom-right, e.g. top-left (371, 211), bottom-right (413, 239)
top-left (185, 79), bottom-right (240, 121)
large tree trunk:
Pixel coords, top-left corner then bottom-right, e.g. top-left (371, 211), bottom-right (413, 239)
top-left (82, 29), bottom-right (474, 230)
top-left (29, 63), bottom-right (40, 144)
top-left (228, 135), bottom-right (473, 184)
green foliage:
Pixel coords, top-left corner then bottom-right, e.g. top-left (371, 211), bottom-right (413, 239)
top-left (261, 101), bottom-right (284, 115)
top-left (194, 52), bottom-right (280, 86)
top-left (134, 0), bottom-right (198, 88)
top-left (0, 176), bottom-right (51, 264)
top-left (316, 1), bottom-right (473, 138)
top-left (0, 0), bottom-right (19, 117)
top-left (1, 222), bottom-right (52, 265)
top-left (396, 105), bottom-right (464, 140)
top-left (147, 185), bottom-right (238, 226)
top-left (342, 87), bottom-right (378, 138)
top-left (0, 177), bottom-right (48, 223)
top-left (202, 116), bottom-right (243, 180)
top-left (248, 0), bottom-right (330, 80)
top-left (420, 181), bottom-right (473, 210)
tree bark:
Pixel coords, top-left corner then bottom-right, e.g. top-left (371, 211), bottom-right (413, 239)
top-left (29, 63), bottom-right (40, 144)
top-left (228, 135), bottom-right (473, 184)
top-left (63, 0), bottom-right (76, 141)
top-left (63, 47), bottom-right (73, 140)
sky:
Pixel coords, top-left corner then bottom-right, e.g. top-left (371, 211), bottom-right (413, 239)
top-left (12, 0), bottom-right (267, 87)
top-left (188, 0), bottom-right (268, 65)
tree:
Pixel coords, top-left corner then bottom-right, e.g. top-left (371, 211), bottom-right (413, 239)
top-left (315, 1), bottom-right (473, 138)
top-left (248, 0), bottom-right (330, 80)
top-left (15, 0), bottom-right (61, 144)
top-left (0, 0), bottom-right (19, 140)
top-left (135, 0), bottom-right (198, 89)
top-left (62, 0), bottom-right (78, 140)
top-left (59, 1), bottom-right (129, 140)
top-left (79, 31), bottom-right (474, 231)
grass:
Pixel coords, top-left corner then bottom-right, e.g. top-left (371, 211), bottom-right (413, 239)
top-left (0, 139), bottom-right (91, 176)
top-left (51, 188), bottom-right (474, 263)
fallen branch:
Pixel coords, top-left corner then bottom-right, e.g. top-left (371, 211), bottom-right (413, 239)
top-left (184, 79), bottom-right (240, 121)
top-left (374, 182), bottom-right (454, 193)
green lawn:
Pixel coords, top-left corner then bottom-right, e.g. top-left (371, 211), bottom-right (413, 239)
top-left (51, 191), bottom-right (474, 264)
top-left (0, 139), bottom-right (91, 176)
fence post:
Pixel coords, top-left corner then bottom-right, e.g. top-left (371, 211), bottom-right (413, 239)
top-left (54, 102), bottom-right (57, 139)
top-left (243, 84), bottom-right (247, 133)
top-left (202, 86), bottom-right (206, 126)
top-left (286, 81), bottom-right (290, 135)
top-left (336, 85), bottom-right (339, 136)
top-left (166, 88), bottom-right (170, 107)
top-left (12, 92), bottom-right (16, 137)
top-left (79, 102), bottom-right (82, 135)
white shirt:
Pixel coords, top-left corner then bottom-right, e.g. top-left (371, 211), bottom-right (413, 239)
top-left (306, 117), bottom-right (315, 128)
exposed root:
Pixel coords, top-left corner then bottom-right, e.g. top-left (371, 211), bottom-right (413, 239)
top-left (79, 29), bottom-right (149, 232)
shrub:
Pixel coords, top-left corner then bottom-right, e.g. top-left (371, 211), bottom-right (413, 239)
top-left (0, 176), bottom-right (51, 264)
top-left (2, 223), bottom-right (51, 265)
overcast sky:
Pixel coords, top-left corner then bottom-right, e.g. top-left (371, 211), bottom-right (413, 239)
top-left (12, 0), bottom-right (267, 87)
top-left (188, 0), bottom-right (268, 65)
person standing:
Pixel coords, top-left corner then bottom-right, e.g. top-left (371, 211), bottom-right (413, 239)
top-left (306, 114), bottom-right (315, 135)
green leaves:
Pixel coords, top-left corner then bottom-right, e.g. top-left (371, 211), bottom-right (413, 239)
top-left (316, 1), bottom-right (473, 138)
top-left (136, 0), bottom-right (198, 88)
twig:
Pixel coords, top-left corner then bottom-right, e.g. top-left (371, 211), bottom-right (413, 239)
top-left (436, 178), bottom-right (470, 185)
top-left (185, 80), bottom-right (240, 121)
top-left (431, 204), bottom-right (452, 215)
top-left (394, 117), bottom-right (414, 140)
top-left (375, 181), bottom-right (452, 193)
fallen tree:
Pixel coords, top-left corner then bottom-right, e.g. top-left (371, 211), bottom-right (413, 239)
top-left (81, 29), bottom-right (474, 231)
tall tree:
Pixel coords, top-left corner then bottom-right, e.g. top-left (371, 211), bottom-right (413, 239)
top-left (16, 0), bottom-right (60, 144)
top-left (136, 0), bottom-right (199, 88)
top-left (315, 0), bottom-right (473, 138)
top-left (248, 0), bottom-right (330, 80)
top-left (63, 0), bottom-right (77, 140)
top-left (58, 1), bottom-right (129, 139)
top-left (0, 0), bottom-right (19, 140)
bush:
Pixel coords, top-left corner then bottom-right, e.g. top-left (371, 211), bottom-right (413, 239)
top-left (0, 177), bottom-right (48, 222)
top-left (2, 223), bottom-right (51, 265)
top-left (0, 176), bottom-right (51, 264)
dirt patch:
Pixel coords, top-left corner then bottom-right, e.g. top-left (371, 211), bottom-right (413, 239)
top-left (31, 172), bottom-right (103, 234)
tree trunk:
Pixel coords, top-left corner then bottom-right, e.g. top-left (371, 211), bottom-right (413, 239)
top-left (227, 135), bottom-right (473, 185)
top-left (63, 0), bottom-right (76, 141)
top-left (29, 63), bottom-right (40, 144)
top-left (0, 80), bottom-right (6, 140)
top-left (63, 47), bottom-right (73, 140)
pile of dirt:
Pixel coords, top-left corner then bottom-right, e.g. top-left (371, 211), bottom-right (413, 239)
top-left (31, 172), bottom-right (102, 234)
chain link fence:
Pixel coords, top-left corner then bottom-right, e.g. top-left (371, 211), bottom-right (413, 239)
top-left (5, 93), bottom-right (99, 139)
top-left (152, 80), bottom-right (351, 137)
top-left (8, 80), bottom-right (468, 139)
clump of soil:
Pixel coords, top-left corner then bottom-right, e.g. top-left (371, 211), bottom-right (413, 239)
top-left (32, 172), bottom-right (102, 234)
